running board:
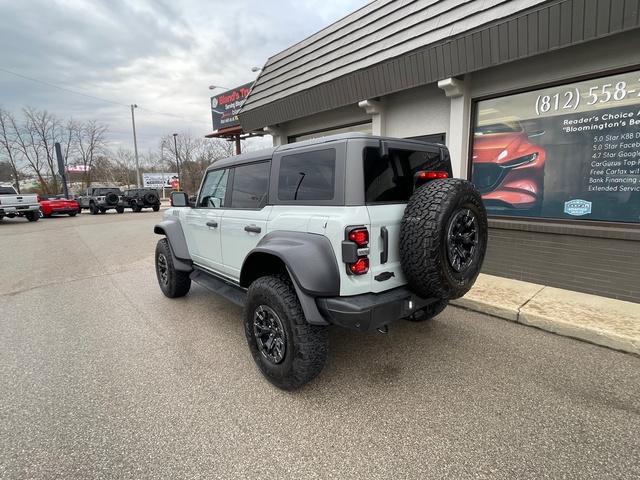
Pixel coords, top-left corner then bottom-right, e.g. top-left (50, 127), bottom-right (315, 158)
top-left (190, 268), bottom-right (247, 307)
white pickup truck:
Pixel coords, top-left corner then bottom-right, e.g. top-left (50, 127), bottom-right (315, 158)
top-left (0, 185), bottom-right (40, 222)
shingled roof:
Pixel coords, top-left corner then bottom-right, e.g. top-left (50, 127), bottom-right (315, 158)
top-left (239, 0), bottom-right (640, 131)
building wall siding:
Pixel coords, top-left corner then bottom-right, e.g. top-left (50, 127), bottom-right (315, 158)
top-left (382, 84), bottom-right (450, 139)
top-left (483, 225), bottom-right (640, 303)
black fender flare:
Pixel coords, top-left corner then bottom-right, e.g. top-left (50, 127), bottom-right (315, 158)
top-left (241, 231), bottom-right (340, 296)
top-left (154, 217), bottom-right (192, 272)
top-left (241, 231), bottom-right (341, 326)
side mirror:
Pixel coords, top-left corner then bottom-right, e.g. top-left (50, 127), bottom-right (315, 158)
top-left (170, 191), bottom-right (190, 207)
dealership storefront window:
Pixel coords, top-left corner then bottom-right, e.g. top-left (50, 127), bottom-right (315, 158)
top-left (471, 69), bottom-right (640, 224)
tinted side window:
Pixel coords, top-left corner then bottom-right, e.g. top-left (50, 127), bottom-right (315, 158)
top-left (230, 162), bottom-right (270, 209)
top-left (364, 147), bottom-right (442, 203)
top-left (278, 149), bottom-right (335, 201)
top-left (198, 169), bottom-right (229, 208)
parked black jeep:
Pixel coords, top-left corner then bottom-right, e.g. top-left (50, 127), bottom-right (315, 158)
top-left (119, 188), bottom-right (161, 213)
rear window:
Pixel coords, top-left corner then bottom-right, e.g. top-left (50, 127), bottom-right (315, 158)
top-left (364, 147), bottom-right (444, 203)
top-left (278, 149), bottom-right (335, 201)
top-left (0, 186), bottom-right (16, 194)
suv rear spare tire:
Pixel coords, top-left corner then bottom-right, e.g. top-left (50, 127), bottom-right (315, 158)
top-left (144, 191), bottom-right (159, 204)
top-left (400, 179), bottom-right (487, 300)
top-left (105, 192), bottom-right (119, 206)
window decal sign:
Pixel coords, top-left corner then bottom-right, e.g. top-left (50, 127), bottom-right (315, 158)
top-left (564, 199), bottom-right (592, 216)
top-left (471, 69), bottom-right (640, 223)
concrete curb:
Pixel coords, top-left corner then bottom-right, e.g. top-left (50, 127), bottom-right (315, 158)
top-left (451, 274), bottom-right (640, 356)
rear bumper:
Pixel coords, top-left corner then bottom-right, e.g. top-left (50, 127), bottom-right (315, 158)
top-left (0, 205), bottom-right (40, 214)
top-left (316, 287), bottom-right (436, 332)
top-left (50, 208), bottom-right (79, 214)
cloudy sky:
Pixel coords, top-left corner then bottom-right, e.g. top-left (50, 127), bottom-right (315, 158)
top-left (0, 0), bottom-right (368, 152)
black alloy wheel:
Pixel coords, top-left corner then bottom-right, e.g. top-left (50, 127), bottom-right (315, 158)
top-left (253, 305), bottom-right (286, 364)
top-left (400, 178), bottom-right (487, 299)
top-left (157, 252), bottom-right (169, 286)
top-left (446, 208), bottom-right (479, 273)
top-left (155, 238), bottom-right (191, 298)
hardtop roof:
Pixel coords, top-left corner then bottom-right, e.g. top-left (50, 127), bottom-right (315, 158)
top-left (207, 133), bottom-right (445, 171)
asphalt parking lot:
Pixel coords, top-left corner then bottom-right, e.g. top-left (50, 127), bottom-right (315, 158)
top-left (1, 210), bottom-right (639, 479)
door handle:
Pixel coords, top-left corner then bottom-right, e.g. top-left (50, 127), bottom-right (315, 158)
top-left (380, 226), bottom-right (389, 264)
top-left (244, 225), bottom-right (261, 233)
top-left (206, 221), bottom-right (218, 228)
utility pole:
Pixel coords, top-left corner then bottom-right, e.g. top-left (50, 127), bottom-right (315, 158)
top-left (172, 133), bottom-right (181, 190)
top-left (131, 104), bottom-right (141, 187)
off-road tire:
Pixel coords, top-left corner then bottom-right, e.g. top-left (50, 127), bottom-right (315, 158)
top-left (105, 192), bottom-right (119, 206)
top-left (155, 238), bottom-right (191, 298)
top-left (245, 275), bottom-right (328, 390)
top-left (89, 203), bottom-right (99, 215)
top-left (26, 211), bottom-right (39, 222)
top-left (144, 192), bottom-right (159, 204)
top-left (152, 205), bottom-right (160, 212)
top-left (400, 179), bottom-right (487, 300)
top-left (405, 298), bottom-right (448, 322)
top-left (115, 206), bottom-right (125, 214)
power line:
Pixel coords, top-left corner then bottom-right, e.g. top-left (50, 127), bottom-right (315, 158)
top-left (0, 67), bottom-right (209, 125)
top-left (0, 67), bottom-right (128, 107)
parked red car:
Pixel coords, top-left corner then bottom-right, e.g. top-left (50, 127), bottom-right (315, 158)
top-left (38, 195), bottom-right (81, 217)
top-left (472, 122), bottom-right (545, 212)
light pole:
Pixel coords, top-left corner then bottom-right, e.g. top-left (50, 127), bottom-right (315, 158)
top-left (172, 133), bottom-right (181, 191)
top-left (208, 85), bottom-right (231, 91)
top-left (130, 104), bottom-right (141, 187)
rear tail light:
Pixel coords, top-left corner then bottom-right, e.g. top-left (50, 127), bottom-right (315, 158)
top-left (344, 226), bottom-right (369, 275)
top-left (416, 170), bottom-right (449, 180)
top-left (349, 257), bottom-right (369, 275)
top-left (36, 195), bottom-right (42, 202)
top-left (348, 228), bottom-right (369, 247)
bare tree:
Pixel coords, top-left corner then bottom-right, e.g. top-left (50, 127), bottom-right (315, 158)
top-left (159, 133), bottom-right (233, 193)
top-left (75, 120), bottom-right (108, 188)
top-left (23, 107), bottom-right (62, 193)
top-left (10, 111), bottom-right (48, 192)
top-left (60, 118), bottom-right (79, 170)
top-left (0, 108), bottom-right (22, 192)
top-left (112, 148), bottom-right (137, 188)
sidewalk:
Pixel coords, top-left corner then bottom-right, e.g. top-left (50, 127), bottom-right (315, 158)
top-left (451, 274), bottom-right (640, 355)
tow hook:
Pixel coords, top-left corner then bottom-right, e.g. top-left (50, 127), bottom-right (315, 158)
top-left (376, 325), bottom-right (389, 334)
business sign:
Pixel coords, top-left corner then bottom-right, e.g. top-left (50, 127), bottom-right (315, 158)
top-left (211, 82), bottom-right (252, 131)
top-left (66, 165), bottom-right (90, 173)
top-left (471, 69), bottom-right (640, 224)
top-left (142, 172), bottom-right (179, 189)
